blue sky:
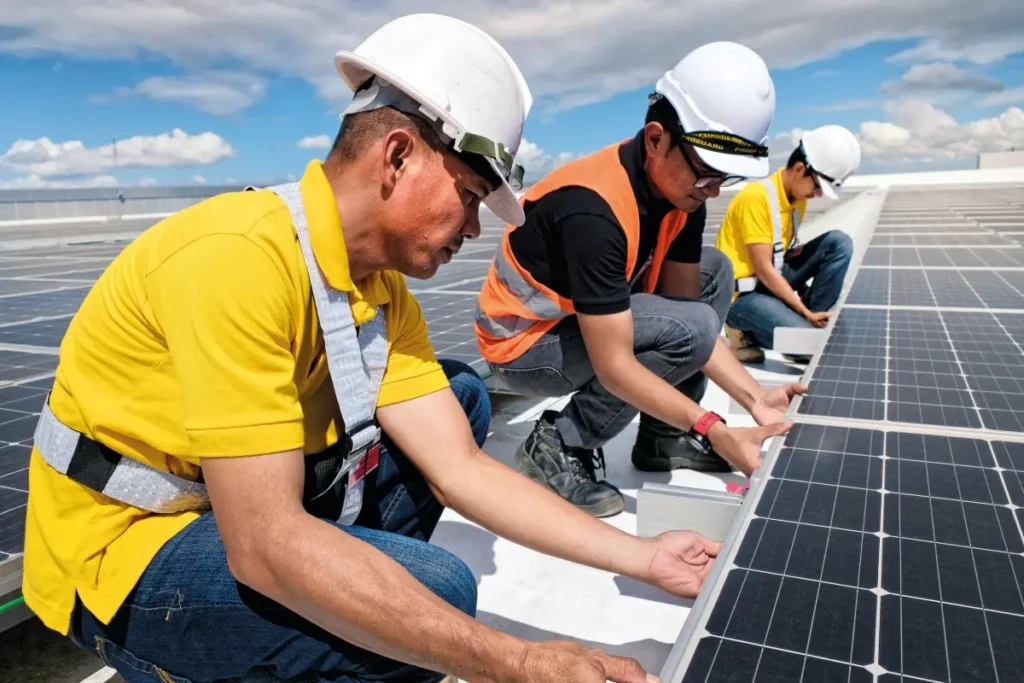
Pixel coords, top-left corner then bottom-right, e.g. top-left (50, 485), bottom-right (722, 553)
top-left (1, 3), bottom-right (1022, 189)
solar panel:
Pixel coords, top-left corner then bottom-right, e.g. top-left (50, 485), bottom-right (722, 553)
top-left (668, 184), bottom-right (1024, 682)
top-left (797, 307), bottom-right (1024, 433)
top-left (873, 225), bottom-right (992, 234)
top-left (861, 247), bottom-right (1024, 268)
top-left (846, 269), bottom-right (1024, 309)
top-left (870, 233), bottom-right (1016, 247)
top-left (673, 424), bottom-right (1024, 683)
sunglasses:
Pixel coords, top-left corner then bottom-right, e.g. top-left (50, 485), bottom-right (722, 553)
top-left (674, 136), bottom-right (746, 188)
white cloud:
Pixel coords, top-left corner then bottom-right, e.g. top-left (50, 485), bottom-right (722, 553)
top-left (515, 139), bottom-right (580, 184)
top-left (297, 135), bottom-right (332, 149)
top-left (768, 128), bottom-right (803, 162)
top-left (102, 72), bottom-right (267, 115)
top-left (881, 63), bottom-right (1003, 96)
top-left (192, 174), bottom-right (208, 184)
top-left (812, 69), bottom-right (838, 79)
top-left (858, 102), bottom-right (1024, 166)
top-left (978, 86), bottom-right (1024, 108)
top-left (0, 129), bottom-right (234, 177)
top-left (0, 1), bottom-right (1021, 114)
top-left (139, 176), bottom-right (158, 186)
top-left (0, 174), bottom-right (119, 189)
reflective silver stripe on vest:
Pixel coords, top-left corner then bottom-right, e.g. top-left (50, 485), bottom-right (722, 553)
top-left (474, 245), bottom-right (567, 339)
top-left (735, 178), bottom-right (802, 293)
top-left (33, 182), bottom-right (387, 525)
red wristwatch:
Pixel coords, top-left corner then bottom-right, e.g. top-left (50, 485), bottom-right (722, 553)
top-left (686, 411), bottom-right (725, 454)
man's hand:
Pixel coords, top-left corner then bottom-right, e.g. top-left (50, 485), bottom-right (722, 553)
top-left (707, 421), bottom-right (792, 476)
top-left (641, 531), bottom-right (721, 599)
top-left (520, 641), bottom-right (658, 683)
top-left (750, 383), bottom-right (808, 426)
top-left (805, 310), bottom-right (831, 328)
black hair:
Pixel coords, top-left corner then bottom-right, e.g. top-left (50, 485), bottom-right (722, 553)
top-left (787, 145), bottom-right (808, 170)
top-left (645, 95), bottom-right (683, 148)
top-left (326, 106), bottom-right (446, 166)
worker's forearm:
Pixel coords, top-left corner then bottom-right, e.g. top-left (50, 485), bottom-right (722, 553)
top-left (242, 514), bottom-right (526, 683)
top-left (445, 452), bottom-right (653, 579)
top-left (758, 267), bottom-right (808, 316)
top-left (703, 336), bottom-right (767, 411)
top-left (599, 357), bottom-right (706, 432)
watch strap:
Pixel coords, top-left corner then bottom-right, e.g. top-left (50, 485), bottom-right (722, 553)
top-left (693, 411), bottom-right (725, 436)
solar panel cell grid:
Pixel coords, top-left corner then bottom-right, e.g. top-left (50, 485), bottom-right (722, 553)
top-left (677, 424), bottom-right (1024, 683)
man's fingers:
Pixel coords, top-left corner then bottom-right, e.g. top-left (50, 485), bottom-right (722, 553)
top-left (759, 420), bottom-right (793, 439)
top-left (602, 653), bottom-right (654, 683)
top-left (702, 537), bottom-right (723, 557)
top-left (786, 383), bottom-right (809, 396)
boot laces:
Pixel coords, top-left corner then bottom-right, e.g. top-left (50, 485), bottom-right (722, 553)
top-left (568, 446), bottom-right (606, 483)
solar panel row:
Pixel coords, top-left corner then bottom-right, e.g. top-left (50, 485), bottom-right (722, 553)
top-left (672, 184), bottom-right (1024, 683)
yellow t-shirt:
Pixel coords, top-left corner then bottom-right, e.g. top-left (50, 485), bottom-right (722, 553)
top-left (715, 168), bottom-right (807, 289)
top-left (22, 159), bottom-right (450, 634)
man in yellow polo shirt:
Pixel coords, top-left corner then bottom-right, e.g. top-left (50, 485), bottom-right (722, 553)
top-left (24, 15), bottom-right (722, 683)
top-left (716, 125), bottom-right (862, 363)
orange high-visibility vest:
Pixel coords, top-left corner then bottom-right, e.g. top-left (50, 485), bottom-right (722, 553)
top-left (474, 140), bottom-right (689, 364)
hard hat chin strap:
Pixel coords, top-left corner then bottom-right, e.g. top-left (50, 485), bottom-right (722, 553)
top-left (341, 77), bottom-right (524, 190)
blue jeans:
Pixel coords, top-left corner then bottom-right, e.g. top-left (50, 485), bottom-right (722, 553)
top-left (725, 230), bottom-right (853, 349)
top-left (489, 247), bottom-right (733, 448)
top-left (68, 359), bottom-right (491, 683)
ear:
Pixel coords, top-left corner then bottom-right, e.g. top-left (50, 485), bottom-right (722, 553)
top-left (792, 161), bottom-right (807, 175)
top-left (378, 128), bottom-right (417, 193)
top-left (644, 121), bottom-right (670, 157)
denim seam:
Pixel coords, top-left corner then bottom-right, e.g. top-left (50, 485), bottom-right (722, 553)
top-left (380, 483), bottom-right (408, 528)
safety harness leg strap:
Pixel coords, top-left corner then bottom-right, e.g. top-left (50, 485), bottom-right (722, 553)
top-left (735, 178), bottom-right (801, 293)
top-left (33, 182), bottom-right (388, 526)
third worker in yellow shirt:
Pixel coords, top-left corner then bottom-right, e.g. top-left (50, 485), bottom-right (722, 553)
top-left (715, 125), bottom-right (862, 363)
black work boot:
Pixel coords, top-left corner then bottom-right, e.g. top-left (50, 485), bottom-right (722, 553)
top-left (631, 420), bottom-right (732, 473)
top-left (515, 411), bottom-right (624, 518)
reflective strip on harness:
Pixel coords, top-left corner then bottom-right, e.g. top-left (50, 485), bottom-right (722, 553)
top-left (33, 182), bottom-right (388, 526)
top-left (735, 177), bottom-right (802, 293)
top-left (33, 401), bottom-right (212, 514)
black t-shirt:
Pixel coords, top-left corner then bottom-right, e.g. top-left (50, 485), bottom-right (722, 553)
top-left (507, 131), bottom-right (706, 315)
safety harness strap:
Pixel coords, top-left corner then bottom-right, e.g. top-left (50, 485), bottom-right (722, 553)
top-left (735, 178), bottom-right (801, 293)
top-left (270, 181), bottom-right (387, 525)
top-left (33, 182), bottom-right (387, 525)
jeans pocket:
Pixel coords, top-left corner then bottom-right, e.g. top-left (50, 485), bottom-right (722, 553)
top-left (492, 365), bottom-right (574, 396)
top-left (94, 636), bottom-right (194, 683)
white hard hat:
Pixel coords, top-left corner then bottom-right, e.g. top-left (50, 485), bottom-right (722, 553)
top-left (335, 13), bottom-right (533, 225)
top-left (800, 125), bottom-right (861, 199)
top-left (654, 42), bottom-right (776, 179)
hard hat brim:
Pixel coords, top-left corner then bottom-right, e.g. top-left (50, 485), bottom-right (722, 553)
top-left (484, 168), bottom-right (526, 226)
top-left (819, 179), bottom-right (841, 200)
top-left (692, 145), bottom-right (769, 180)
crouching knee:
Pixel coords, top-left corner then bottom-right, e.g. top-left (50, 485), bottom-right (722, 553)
top-left (439, 358), bottom-right (491, 448)
top-left (416, 544), bottom-right (479, 618)
top-left (689, 303), bottom-right (721, 366)
top-left (824, 230), bottom-right (853, 262)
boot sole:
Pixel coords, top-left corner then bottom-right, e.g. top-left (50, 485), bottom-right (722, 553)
top-left (515, 444), bottom-right (625, 518)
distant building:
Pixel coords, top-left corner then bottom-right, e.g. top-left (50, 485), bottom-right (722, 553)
top-left (978, 150), bottom-right (1024, 169)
